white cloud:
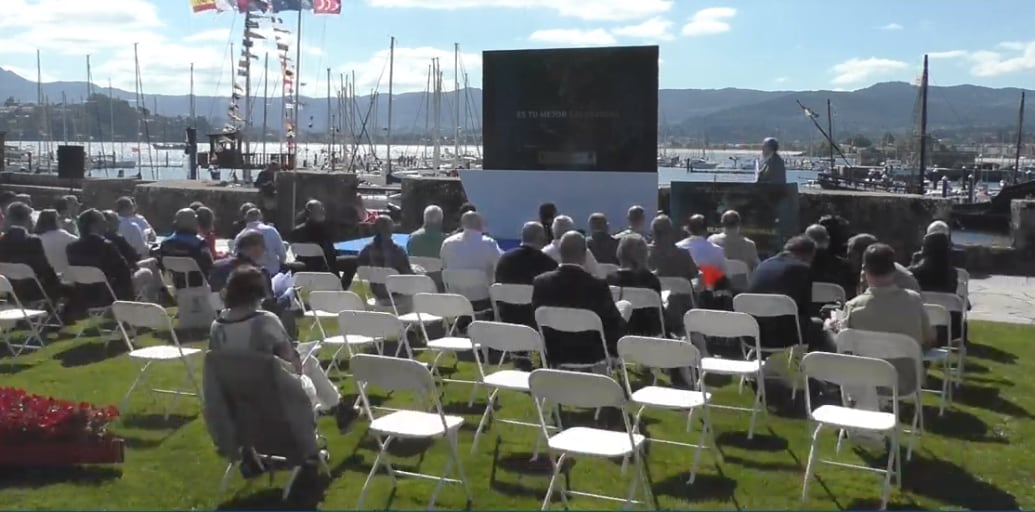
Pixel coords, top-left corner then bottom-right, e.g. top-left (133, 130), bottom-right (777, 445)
top-left (367, 0), bottom-right (672, 21)
top-left (3, 65), bottom-right (58, 84)
top-left (774, 76), bottom-right (789, 84)
top-left (0, 0), bottom-right (163, 55)
top-left (928, 50), bottom-right (968, 59)
top-left (338, 46), bottom-right (482, 94)
top-left (922, 40), bottom-right (1035, 77)
top-left (184, 29), bottom-right (233, 45)
top-left (830, 57), bottom-right (908, 85)
top-left (878, 22), bottom-right (903, 31)
top-left (612, 17), bottom-right (674, 41)
top-left (998, 41), bottom-right (1027, 51)
top-left (681, 7), bottom-right (736, 37)
top-left (528, 29), bottom-right (617, 46)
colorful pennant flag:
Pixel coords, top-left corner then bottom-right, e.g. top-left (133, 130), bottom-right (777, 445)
top-left (314, 0), bottom-right (340, 14)
top-left (190, 0), bottom-right (217, 12)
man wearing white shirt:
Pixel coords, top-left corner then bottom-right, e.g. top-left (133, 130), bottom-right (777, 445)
top-left (440, 211), bottom-right (501, 303)
top-left (677, 214), bottom-right (727, 287)
top-left (115, 196), bottom-right (152, 258)
top-left (231, 208), bottom-right (287, 276)
top-left (543, 215), bottom-right (603, 278)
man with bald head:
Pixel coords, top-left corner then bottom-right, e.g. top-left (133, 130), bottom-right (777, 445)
top-left (158, 208), bottom-right (214, 289)
top-left (542, 215), bottom-right (603, 277)
top-left (708, 210), bottom-right (760, 271)
top-left (493, 221), bottom-right (559, 326)
top-left (440, 211), bottom-right (502, 304)
top-left (532, 231), bottom-right (630, 366)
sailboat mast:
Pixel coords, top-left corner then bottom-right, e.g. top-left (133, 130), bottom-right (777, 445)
top-left (86, 55), bottom-right (93, 155)
top-left (61, 91), bottom-right (68, 145)
top-left (432, 58), bottom-right (441, 170)
top-left (453, 42), bottom-right (460, 168)
top-left (243, 14), bottom-right (253, 176)
top-left (133, 43), bottom-right (142, 172)
top-left (1014, 91), bottom-right (1026, 184)
top-left (387, 36), bottom-right (395, 177)
top-left (327, 67), bottom-right (333, 171)
top-left (108, 79), bottom-right (115, 164)
top-left (36, 49), bottom-right (44, 167)
top-left (189, 63), bottom-right (196, 127)
top-left (826, 99), bottom-right (834, 173)
top-left (293, 11), bottom-right (303, 167)
top-left (917, 54), bottom-right (929, 193)
top-left (262, 53), bottom-right (269, 159)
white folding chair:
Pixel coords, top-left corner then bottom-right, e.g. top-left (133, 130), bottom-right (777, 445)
top-left (922, 291), bottom-right (966, 389)
top-left (307, 291), bottom-right (376, 375)
top-left (489, 283), bottom-right (533, 321)
top-left (922, 304), bottom-right (953, 416)
top-left (535, 306), bottom-right (613, 373)
top-left (468, 321), bottom-right (553, 456)
top-left (724, 259), bottom-right (751, 290)
top-left (163, 255), bottom-right (210, 288)
top-left (442, 269), bottom-right (491, 308)
top-left (835, 329), bottom-right (924, 461)
top-left (598, 263), bottom-right (620, 277)
top-left (410, 256), bottom-right (444, 274)
top-left (293, 271), bottom-right (344, 332)
top-left (387, 274), bottom-right (440, 324)
top-left (351, 354), bottom-right (472, 510)
top-left (355, 265), bottom-right (396, 312)
top-left (413, 293), bottom-right (481, 395)
top-left (113, 301), bottom-right (203, 418)
top-left (0, 275), bottom-right (50, 356)
top-left (617, 335), bottom-right (717, 484)
top-left (733, 293), bottom-right (807, 399)
top-left (612, 286), bottom-right (666, 337)
top-left (529, 369), bottom-right (653, 509)
top-left (812, 282), bottom-right (847, 306)
top-left (0, 262), bottom-right (63, 328)
top-left (66, 265), bottom-right (119, 340)
top-left (290, 242), bottom-right (330, 270)
top-left (683, 309), bottom-right (768, 439)
top-left (954, 267), bottom-right (970, 304)
top-left (659, 276), bottom-right (696, 309)
top-left (800, 352), bottom-right (901, 510)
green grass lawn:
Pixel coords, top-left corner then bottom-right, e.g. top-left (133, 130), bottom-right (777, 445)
top-left (1, 318), bottom-right (1033, 510)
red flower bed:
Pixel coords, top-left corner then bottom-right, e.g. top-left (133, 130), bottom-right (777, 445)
top-left (0, 387), bottom-right (119, 444)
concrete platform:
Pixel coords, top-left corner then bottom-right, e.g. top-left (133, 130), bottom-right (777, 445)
top-left (968, 275), bottom-right (1035, 325)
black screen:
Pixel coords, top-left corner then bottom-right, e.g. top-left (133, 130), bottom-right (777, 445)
top-left (482, 46), bottom-right (658, 172)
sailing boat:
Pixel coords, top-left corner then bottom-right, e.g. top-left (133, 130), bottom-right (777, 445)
top-left (90, 77), bottom-right (137, 172)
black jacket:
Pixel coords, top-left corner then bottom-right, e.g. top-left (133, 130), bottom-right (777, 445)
top-left (287, 220), bottom-right (338, 274)
top-left (493, 245), bottom-right (558, 327)
top-left (0, 227), bottom-right (61, 302)
top-left (810, 251), bottom-right (856, 302)
top-left (587, 232), bottom-right (620, 265)
top-left (66, 233), bottom-right (134, 306)
top-left (158, 231), bottom-right (214, 289)
top-left (747, 252), bottom-right (812, 349)
top-left (532, 264), bottom-right (626, 366)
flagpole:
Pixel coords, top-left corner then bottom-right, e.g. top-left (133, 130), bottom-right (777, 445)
top-left (293, 9), bottom-right (302, 169)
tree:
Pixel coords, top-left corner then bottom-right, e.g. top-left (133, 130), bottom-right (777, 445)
top-left (845, 134), bottom-right (873, 148)
top-left (880, 131), bottom-right (895, 147)
top-left (3, 96), bottom-right (16, 107)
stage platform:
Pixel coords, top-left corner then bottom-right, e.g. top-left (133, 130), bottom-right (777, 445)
top-left (334, 234), bottom-right (521, 255)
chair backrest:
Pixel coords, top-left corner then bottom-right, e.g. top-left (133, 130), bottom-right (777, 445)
top-left (489, 283), bottom-right (533, 306)
top-left (683, 309), bottom-right (760, 346)
top-left (294, 272), bottom-right (343, 293)
top-left (351, 353), bottom-right (436, 393)
top-left (617, 335), bottom-right (701, 370)
top-left (66, 265), bottom-right (110, 286)
top-left (409, 256), bottom-right (443, 273)
top-left (356, 265), bottom-right (395, 285)
top-left (733, 293), bottom-right (799, 318)
top-left (338, 310), bottom-right (403, 339)
top-left (812, 282), bottom-right (847, 305)
top-left (442, 269), bottom-right (490, 297)
top-left (0, 262), bottom-right (38, 281)
top-left (290, 242), bottom-right (325, 259)
top-left (468, 320), bottom-right (544, 354)
top-left (163, 256), bottom-right (204, 275)
top-left (800, 352), bottom-right (898, 407)
top-left (922, 291), bottom-right (964, 313)
top-left (659, 276), bottom-right (694, 295)
top-left (113, 301), bottom-right (174, 331)
top-left (386, 274), bottom-right (437, 296)
top-left (955, 267), bottom-right (970, 293)
top-left (309, 290), bottom-right (365, 314)
top-left (835, 329), bottom-right (922, 393)
top-left (0, 275), bottom-right (12, 296)
top-left (924, 303), bottom-right (952, 338)
top-left (615, 286), bottom-right (663, 310)
top-left (598, 263), bottom-right (620, 277)
top-left (535, 306), bottom-right (604, 334)
top-left (413, 292), bottom-right (474, 319)
top-left (529, 369), bottom-right (627, 409)
top-left (725, 258), bottom-right (751, 279)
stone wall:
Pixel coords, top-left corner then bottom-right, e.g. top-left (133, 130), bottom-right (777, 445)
top-left (403, 175), bottom-right (951, 262)
top-left (134, 181), bottom-right (259, 237)
top-left (275, 171), bottom-right (365, 240)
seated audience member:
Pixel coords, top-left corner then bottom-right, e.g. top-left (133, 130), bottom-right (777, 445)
top-left (102, 210), bottom-right (163, 302)
top-left (55, 195), bottom-right (81, 235)
top-left (288, 200), bottom-right (338, 273)
top-left (13, 194), bottom-right (37, 223)
top-left (407, 205), bottom-right (449, 259)
top-left (909, 232), bottom-right (963, 342)
top-left (586, 213), bottom-right (620, 265)
top-left (0, 191), bottom-right (16, 227)
top-left (835, 243), bottom-right (935, 392)
top-left (805, 224), bottom-right (856, 301)
top-left (115, 196), bottom-right (154, 259)
top-left (532, 232), bottom-right (631, 366)
top-left (158, 208), bottom-right (214, 289)
top-left (34, 209), bottom-right (78, 278)
top-left (211, 230), bottom-right (298, 337)
top-left (449, 203), bottom-right (479, 235)
top-left (231, 208), bottom-right (286, 277)
top-left (748, 235), bottom-right (829, 351)
top-left (677, 214), bottom-right (727, 288)
top-left (209, 265), bottom-right (340, 413)
top-left (647, 215), bottom-right (698, 281)
top-left (189, 201), bottom-right (206, 212)
top-left (441, 211), bottom-right (502, 307)
top-left (356, 215), bottom-right (413, 306)
top-left (543, 215), bottom-right (602, 277)
top-left (231, 202), bottom-right (257, 238)
top-left (608, 235), bottom-right (663, 336)
top-left (538, 202), bottom-right (557, 243)
top-left (848, 233), bottom-right (919, 294)
top-left (494, 221), bottom-right (558, 327)
top-left (101, 210), bottom-right (142, 268)
top-left (708, 210), bottom-right (760, 271)
top-left (0, 202), bottom-right (61, 302)
top-left (615, 205), bottom-right (651, 241)
top-left (196, 207), bottom-right (223, 260)
top-left (911, 220), bottom-right (954, 265)
top-left (818, 214), bottom-right (852, 257)
top-left (67, 209), bottom-right (151, 306)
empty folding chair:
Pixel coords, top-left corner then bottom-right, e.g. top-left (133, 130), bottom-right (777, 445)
top-left (835, 329), bottom-right (924, 461)
top-left (724, 259), bottom-right (752, 291)
top-left (612, 287), bottom-right (666, 337)
top-left (922, 304), bottom-right (953, 416)
top-left (659, 276), bottom-right (696, 309)
top-left (293, 271), bottom-right (344, 332)
top-left (683, 309), bottom-right (768, 439)
top-left (442, 269), bottom-right (492, 315)
top-left (290, 242), bottom-right (331, 271)
top-left (66, 265), bottom-right (119, 340)
top-left (0, 262), bottom-right (63, 328)
top-left (351, 354), bottom-right (472, 509)
top-left (0, 275), bottom-right (50, 356)
top-left (386, 274), bottom-right (440, 326)
top-left (535, 306), bottom-right (614, 373)
top-left (113, 301), bottom-right (203, 417)
top-left (733, 293), bottom-right (807, 399)
top-left (800, 352), bottom-right (901, 510)
top-left (529, 369), bottom-right (653, 510)
top-left (410, 256), bottom-right (444, 274)
top-left (306, 291), bottom-right (374, 375)
top-left (468, 321), bottom-right (552, 455)
top-left (413, 293), bottom-right (481, 394)
top-left (355, 265), bottom-right (396, 312)
top-left (617, 335), bottom-right (718, 484)
top-left (922, 291), bottom-right (967, 388)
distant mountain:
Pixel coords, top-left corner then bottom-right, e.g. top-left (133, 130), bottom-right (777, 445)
top-left (1, 66), bottom-right (1029, 143)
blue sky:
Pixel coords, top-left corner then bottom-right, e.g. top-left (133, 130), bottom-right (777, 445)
top-left (1, 0), bottom-right (1033, 97)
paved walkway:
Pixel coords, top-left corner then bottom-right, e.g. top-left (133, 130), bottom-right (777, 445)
top-left (968, 275), bottom-right (1035, 325)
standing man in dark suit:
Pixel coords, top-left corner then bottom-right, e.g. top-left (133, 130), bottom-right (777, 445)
top-left (532, 231), bottom-right (631, 366)
top-left (756, 137), bottom-right (786, 184)
top-left (494, 222), bottom-right (558, 327)
top-left (0, 202), bottom-right (61, 302)
top-left (747, 235), bottom-right (828, 351)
